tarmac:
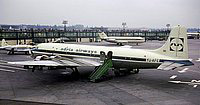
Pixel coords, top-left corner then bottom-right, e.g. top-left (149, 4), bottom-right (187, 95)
top-left (0, 39), bottom-right (200, 105)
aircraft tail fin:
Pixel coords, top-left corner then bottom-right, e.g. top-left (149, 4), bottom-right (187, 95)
top-left (153, 25), bottom-right (188, 59)
top-left (98, 32), bottom-right (108, 39)
top-left (1, 39), bottom-right (9, 47)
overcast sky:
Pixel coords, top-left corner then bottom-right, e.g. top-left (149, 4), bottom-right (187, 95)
top-left (0, 0), bottom-right (199, 28)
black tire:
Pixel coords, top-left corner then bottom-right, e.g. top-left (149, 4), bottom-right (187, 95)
top-left (134, 69), bottom-right (139, 74)
top-left (71, 71), bottom-right (80, 80)
top-left (114, 71), bottom-right (120, 77)
top-left (25, 52), bottom-right (29, 55)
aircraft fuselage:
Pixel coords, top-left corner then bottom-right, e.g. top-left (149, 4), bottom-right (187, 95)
top-left (32, 43), bottom-right (191, 69)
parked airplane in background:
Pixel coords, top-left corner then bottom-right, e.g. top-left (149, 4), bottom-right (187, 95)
top-left (196, 58), bottom-right (200, 62)
top-left (8, 26), bottom-right (193, 80)
top-left (98, 32), bottom-right (145, 45)
top-left (0, 39), bottom-right (35, 55)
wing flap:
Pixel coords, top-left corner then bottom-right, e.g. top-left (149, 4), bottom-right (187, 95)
top-left (73, 58), bottom-right (101, 66)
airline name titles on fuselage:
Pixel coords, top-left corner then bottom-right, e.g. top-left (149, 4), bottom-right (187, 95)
top-left (60, 46), bottom-right (97, 54)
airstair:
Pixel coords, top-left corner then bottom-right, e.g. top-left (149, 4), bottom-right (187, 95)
top-left (89, 51), bottom-right (113, 82)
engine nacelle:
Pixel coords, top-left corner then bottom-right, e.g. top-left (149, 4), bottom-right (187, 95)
top-left (34, 55), bottom-right (50, 61)
top-left (34, 55), bottom-right (61, 61)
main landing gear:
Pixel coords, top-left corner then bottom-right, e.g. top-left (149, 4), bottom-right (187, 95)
top-left (70, 67), bottom-right (80, 80)
top-left (131, 68), bottom-right (140, 74)
top-left (8, 48), bottom-right (15, 55)
top-left (113, 68), bottom-right (140, 76)
top-left (117, 43), bottom-right (123, 46)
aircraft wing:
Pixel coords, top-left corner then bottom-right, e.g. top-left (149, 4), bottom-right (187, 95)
top-left (8, 57), bottom-right (101, 67)
top-left (0, 46), bottom-right (15, 51)
top-left (0, 46), bottom-right (6, 50)
top-left (14, 49), bottom-right (31, 52)
top-left (157, 61), bottom-right (184, 70)
top-left (168, 81), bottom-right (196, 84)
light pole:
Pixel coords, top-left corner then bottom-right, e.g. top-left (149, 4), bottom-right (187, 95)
top-left (62, 20), bottom-right (68, 32)
top-left (166, 24), bottom-right (170, 31)
top-left (122, 22), bottom-right (126, 36)
top-left (166, 24), bottom-right (170, 40)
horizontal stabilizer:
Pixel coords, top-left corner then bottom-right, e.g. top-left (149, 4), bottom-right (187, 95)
top-left (169, 81), bottom-right (181, 83)
top-left (178, 68), bottom-right (188, 73)
top-left (157, 61), bottom-right (184, 70)
top-left (169, 80), bottom-right (200, 85)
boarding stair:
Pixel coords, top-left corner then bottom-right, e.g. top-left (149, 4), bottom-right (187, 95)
top-left (89, 51), bottom-right (113, 82)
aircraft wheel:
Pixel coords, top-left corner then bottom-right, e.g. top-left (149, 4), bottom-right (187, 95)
top-left (133, 69), bottom-right (139, 74)
top-left (114, 68), bottom-right (134, 76)
top-left (113, 68), bottom-right (121, 76)
top-left (11, 48), bottom-right (14, 54)
top-left (24, 65), bottom-right (29, 69)
top-left (25, 52), bottom-right (29, 55)
top-left (114, 69), bottom-right (127, 76)
top-left (114, 71), bottom-right (120, 76)
top-left (126, 68), bottom-right (134, 74)
top-left (94, 66), bottom-right (99, 70)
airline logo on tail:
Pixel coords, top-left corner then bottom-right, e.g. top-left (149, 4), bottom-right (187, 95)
top-left (170, 37), bottom-right (184, 52)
